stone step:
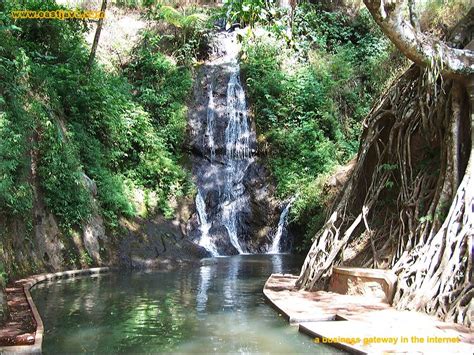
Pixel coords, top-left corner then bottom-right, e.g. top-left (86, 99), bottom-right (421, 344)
top-left (329, 267), bottom-right (397, 304)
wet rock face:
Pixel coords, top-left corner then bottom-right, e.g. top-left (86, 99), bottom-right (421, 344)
top-left (209, 225), bottom-right (239, 255)
top-left (120, 214), bottom-right (210, 270)
top-left (82, 213), bottom-right (108, 264)
top-left (186, 31), bottom-right (280, 255)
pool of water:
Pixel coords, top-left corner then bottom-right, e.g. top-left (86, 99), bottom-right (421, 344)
top-left (32, 255), bottom-right (339, 353)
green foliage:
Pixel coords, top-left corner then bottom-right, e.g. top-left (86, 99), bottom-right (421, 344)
top-left (150, 5), bottom-right (211, 66)
top-left (0, 24), bottom-right (35, 218)
top-left (35, 103), bottom-right (93, 228)
top-left (419, 0), bottom-right (470, 33)
top-left (241, 3), bottom-right (404, 250)
top-left (0, 102), bottom-right (34, 217)
top-left (127, 47), bottom-right (192, 151)
top-left (223, 0), bottom-right (271, 28)
top-left (80, 250), bottom-right (93, 266)
top-left (158, 5), bottom-right (207, 29)
top-left (0, 0), bottom-right (194, 229)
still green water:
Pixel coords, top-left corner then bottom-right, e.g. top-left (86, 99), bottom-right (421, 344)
top-left (32, 255), bottom-right (339, 353)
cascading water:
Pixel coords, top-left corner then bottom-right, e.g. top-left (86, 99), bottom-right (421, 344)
top-left (225, 67), bottom-right (250, 160)
top-left (188, 30), bottom-right (280, 256)
top-left (268, 197), bottom-right (296, 254)
top-left (206, 84), bottom-right (216, 162)
top-left (221, 58), bottom-right (253, 254)
top-left (196, 191), bottom-right (219, 256)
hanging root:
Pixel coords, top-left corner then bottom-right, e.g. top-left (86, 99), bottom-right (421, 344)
top-left (296, 64), bottom-right (473, 327)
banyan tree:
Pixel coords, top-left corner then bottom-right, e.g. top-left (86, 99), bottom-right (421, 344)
top-left (297, 1), bottom-right (474, 327)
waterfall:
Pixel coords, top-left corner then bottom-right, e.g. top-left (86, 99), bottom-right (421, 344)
top-left (196, 191), bottom-right (219, 256)
top-left (268, 198), bottom-right (296, 254)
top-left (189, 31), bottom-right (270, 256)
top-left (225, 65), bottom-right (250, 160)
top-left (221, 59), bottom-right (252, 255)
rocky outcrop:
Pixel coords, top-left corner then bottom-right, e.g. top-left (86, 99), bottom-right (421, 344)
top-left (119, 214), bottom-right (208, 270)
top-left (243, 161), bottom-right (280, 252)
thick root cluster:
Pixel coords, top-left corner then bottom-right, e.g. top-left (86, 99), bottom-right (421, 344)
top-left (296, 65), bottom-right (473, 327)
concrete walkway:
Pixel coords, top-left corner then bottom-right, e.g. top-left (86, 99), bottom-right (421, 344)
top-left (264, 273), bottom-right (474, 354)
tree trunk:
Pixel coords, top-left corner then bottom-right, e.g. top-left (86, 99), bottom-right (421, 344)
top-left (362, 0), bottom-right (473, 77)
top-left (87, 0), bottom-right (108, 71)
top-left (393, 79), bottom-right (473, 326)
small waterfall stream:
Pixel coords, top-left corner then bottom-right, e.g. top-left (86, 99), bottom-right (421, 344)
top-left (196, 191), bottom-right (219, 256)
top-left (206, 84), bottom-right (216, 162)
top-left (268, 198), bottom-right (296, 254)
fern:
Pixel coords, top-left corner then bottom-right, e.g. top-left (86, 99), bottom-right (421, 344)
top-left (158, 6), bottom-right (207, 29)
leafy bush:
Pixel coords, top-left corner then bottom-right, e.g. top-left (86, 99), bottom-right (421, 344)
top-left (35, 103), bottom-right (93, 228)
top-left (223, 0), bottom-right (270, 28)
top-left (127, 48), bottom-right (192, 151)
top-left (0, 107), bottom-right (34, 216)
top-left (0, 30), bottom-right (35, 218)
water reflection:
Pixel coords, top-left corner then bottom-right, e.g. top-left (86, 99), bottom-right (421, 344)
top-left (223, 255), bottom-right (240, 310)
top-left (272, 254), bottom-right (283, 274)
top-left (32, 255), bottom-right (341, 354)
top-left (196, 265), bottom-right (213, 313)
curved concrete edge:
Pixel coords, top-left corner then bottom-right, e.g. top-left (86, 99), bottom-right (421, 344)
top-left (0, 267), bottom-right (114, 354)
top-left (262, 273), bottom-right (292, 323)
top-left (298, 322), bottom-right (367, 355)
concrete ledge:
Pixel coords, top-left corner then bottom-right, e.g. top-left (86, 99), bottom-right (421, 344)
top-left (0, 267), bottom-right (113, 353)
top-left (299, 318), bottom-right (474, 354)
top-left (329, 267), bottom-right (397, 304)
top-left (263, 274), bottom-right (336, 323)
top-left (263, 274), bottom-right (390, 324)
top-left (299, 322), bottom-right (366, 354)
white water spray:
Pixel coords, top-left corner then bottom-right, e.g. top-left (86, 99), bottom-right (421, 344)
top-left (225, 66), bottom-right (250, 160)
top-left (206, 84), bottom-right (216, 161)
top-left (196, 191), bottom-right (219, 256)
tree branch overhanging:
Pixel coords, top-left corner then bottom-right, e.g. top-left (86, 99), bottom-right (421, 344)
top-left (363, 0), bottom-right (474, 78)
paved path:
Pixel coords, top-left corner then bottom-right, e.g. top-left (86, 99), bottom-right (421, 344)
top-left (264, 273), bottom-right (474, 354)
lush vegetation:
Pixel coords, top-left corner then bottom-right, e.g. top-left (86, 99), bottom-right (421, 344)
top-left (0, 0), bottom-right (405, 253)
top-left (0, 0), bottom-right (211, 233)
top-left (237, 3), bottom-right (407, 250)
